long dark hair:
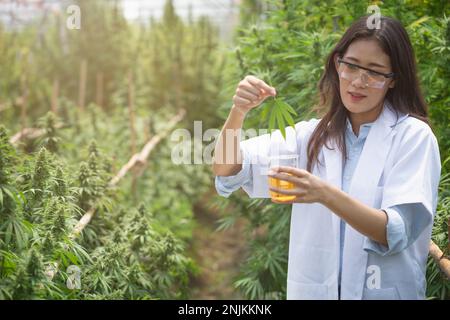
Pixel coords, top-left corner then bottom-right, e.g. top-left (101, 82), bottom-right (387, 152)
top-left (307, 15), bottom-right (429, 173)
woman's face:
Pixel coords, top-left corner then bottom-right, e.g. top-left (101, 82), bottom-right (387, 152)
top-left (335, 38), bottom-right (395, 122)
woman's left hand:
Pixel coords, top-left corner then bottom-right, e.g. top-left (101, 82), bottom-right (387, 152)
top-left (268, 166), bottom-right (330, 204)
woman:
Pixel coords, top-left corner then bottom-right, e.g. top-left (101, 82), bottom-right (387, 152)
top-left (212, 15), bottom-right (441, 300)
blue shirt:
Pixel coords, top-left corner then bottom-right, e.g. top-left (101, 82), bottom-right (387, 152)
top-left (339, 118), bottom-right (373, 288)
top-left (215, 118), bottom-right (429, 290)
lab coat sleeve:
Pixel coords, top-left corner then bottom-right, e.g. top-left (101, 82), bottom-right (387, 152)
top-left (214, 146), bottom-right (252, 198)
top-left (363, 204), bottom-right (429, 256)
top-left (214, 131), bottom-right (274, 199)
top-left (363, 126), bottom-right (441, 255)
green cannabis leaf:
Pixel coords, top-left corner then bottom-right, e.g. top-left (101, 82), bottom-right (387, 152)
top-left (268, 98), bottom-right (297, 140)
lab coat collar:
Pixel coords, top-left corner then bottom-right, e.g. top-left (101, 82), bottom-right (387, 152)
top-left (379, 99), bottom-right (409, 130)
top-left (345, 100), bottom-right (408, 140)
top-left (324, 99), bottom-right (406, 190)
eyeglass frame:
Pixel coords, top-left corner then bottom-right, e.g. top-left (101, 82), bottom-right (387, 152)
top-left (337, 57), bottom-right (395, 88)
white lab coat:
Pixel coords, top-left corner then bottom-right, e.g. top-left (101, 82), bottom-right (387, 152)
top-left (238, 100), bottom-right (441, 300)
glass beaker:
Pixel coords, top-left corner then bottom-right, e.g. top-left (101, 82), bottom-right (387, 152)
top-left (268, 154), bottom-right (299, 202)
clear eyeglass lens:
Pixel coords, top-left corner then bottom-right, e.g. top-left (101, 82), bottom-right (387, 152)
top-left (339, 63), bottom-right (386, 89)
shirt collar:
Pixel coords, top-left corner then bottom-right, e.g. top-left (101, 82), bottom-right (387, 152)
top-left (346, 117), bottom-right (374, 141)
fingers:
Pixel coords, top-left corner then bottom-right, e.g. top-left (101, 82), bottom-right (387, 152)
top-left (234, 76), bottom-right (276, 110)
top-left (236, 88), bottom-right (259, 101)
top-left (271, 198), bottom-right (294, 204)
top-left (270, 194), bottom-right (305, 204)
top-left (268, 172), bottom-right (300, 185)
top-left (269, 186), bottom-right (304, 196)
top-left (233, 96), bottom-right (251, 106)
top-left (237, 82), bottom-right (260, 96)
top-left (271, 166), bottom-right (307, 177)
top-left (245, 76), bottom-right (276, 96)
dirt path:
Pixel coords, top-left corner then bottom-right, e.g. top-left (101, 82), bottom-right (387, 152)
top-left (189, 190), bottom-right (248, 299)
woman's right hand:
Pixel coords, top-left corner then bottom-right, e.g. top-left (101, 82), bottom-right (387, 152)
top-left (232, 75), bottom-right (277, 115)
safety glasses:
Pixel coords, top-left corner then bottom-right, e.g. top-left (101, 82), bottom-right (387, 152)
top-left (337, 58), bottom-right (395, 89)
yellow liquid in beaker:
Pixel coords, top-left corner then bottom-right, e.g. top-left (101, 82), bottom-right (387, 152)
top-left (269, 174), bottom-right (296, 201)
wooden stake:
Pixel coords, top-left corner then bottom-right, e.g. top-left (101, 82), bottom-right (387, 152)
top-left (9, 123), bottom-right (65, 146)
top-left (78, 59), bottom-right (87, 112)
top-left (128, 71), bottom-right (137, 199)
top-left (144, 120), bottom-right (150, 141)
top-left (96, 72), bottom-right (104, 110)
top-left (448, 217), bottom-right (450, 254)
top-left (51, 77), bottom-right (59, 115)
top-left (128, 71), bottom-right (137, 156)
top-left (429, 241), bottom-right (450, 279)
top-left (20, 74), bottom-right (28, 132)
top-left (0, 102), bottom-right (10, 113)
top-left (10, 128), bottom-right (44, 145)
